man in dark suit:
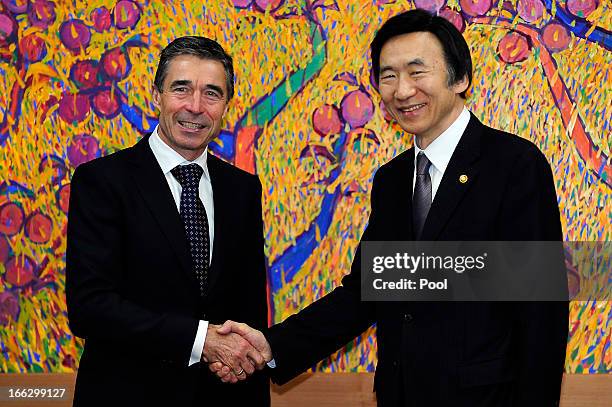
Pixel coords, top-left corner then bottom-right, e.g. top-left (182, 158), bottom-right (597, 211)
top-left (66, 36), bottom-right (270, 406)
top-left (212, 9), bottom-right (568, 406)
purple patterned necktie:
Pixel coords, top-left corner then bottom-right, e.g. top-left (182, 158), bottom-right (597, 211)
top-left (171, 164), bottom-right (209, 297)
top-left (413, 151), bottom-right (432, 240)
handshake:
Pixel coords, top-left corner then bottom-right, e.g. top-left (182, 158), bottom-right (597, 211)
top-left (202, 321), bottom-right (272, 383)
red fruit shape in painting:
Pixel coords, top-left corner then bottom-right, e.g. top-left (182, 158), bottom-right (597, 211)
top-left (439, 7), bottom-right (465, 32)
top-left (38, 155), bottom-right (68, 185)
top-left (58, 92), bottom-right (91, 124)
top-left (341, 89), bottom-right (374, 129)
top-left (91, 6), bottom-right (112, 32)
top-left (413, 0), bottom-right (446, 13)
top-left (567, 0), bottom-right (599, 19)
top-left (113, 0), bottom-right (141, 29)
top-left (517, 0), bottom-right (544, 23)
top-left (254, 0), bottom-right (283, 12)
top-left (541, 22), bottom-right (571, 52)
top-left (19, 34), bottom-right (47, 62)
top-left (70, 59), bottom-right (100, 89)
top-left (67, 134), bottom-right (100, 167)
top-left (498, 31), bottom-right (531, 64)
top-left (0, 291), bottom-right (20, 326)
top-left (0, 13), bottom-right (18, 47)
top-left (0, 235), bottom-right (9, 264)
top-left (100, 47), bottom-right (131, 81)
top-left (57, 183), bottom-right (70, 213)
top-left (5, 256), bottom-right (36, 287)
top-left (92, 88), bottom-right (121, 119)
top-left (59, 19), bottom-right (91, 53)
top-left (312, 104), bottom-right (343, 136)
top-left (25, 212), bottom-right (53, 244)
top-left (28, 0), bottom-right (57, 29)
top-left (459, 0), bottom-right (492, 17)
top-left (0, 202), bottom-right (25, 236)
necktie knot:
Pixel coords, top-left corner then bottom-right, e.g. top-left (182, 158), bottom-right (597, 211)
top-left (171, 164), bottom-right (204, 189)
top-left (416, 152), bottom-right (431, 175)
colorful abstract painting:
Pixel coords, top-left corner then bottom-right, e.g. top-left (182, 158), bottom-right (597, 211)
top-left (0, 0), bottom-right (610, 374)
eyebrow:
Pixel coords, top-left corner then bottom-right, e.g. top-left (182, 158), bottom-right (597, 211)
top-left (379, 58), bottom-right (427, 74)
top-left (168, 80), bottom-right (225, 96)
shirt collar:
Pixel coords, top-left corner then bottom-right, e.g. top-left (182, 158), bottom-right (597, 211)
top-left (148, 125), bottom-right (210, 180)
top-left (414, 107), bottom-right (470, 175)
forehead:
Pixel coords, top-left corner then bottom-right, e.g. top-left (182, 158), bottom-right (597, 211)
top-left (379, 31), bottom-right (445, 67)
top-left (163, 55), bottom-right (227, 89)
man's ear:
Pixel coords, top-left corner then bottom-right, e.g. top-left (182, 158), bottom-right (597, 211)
top-left (152, 85), bottom-right (161, 110)
top-left (452, 74), bottom-right (469, 95)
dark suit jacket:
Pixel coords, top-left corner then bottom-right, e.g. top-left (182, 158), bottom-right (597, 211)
top-left (66, 135), bottom-right (270, 406)
top-left (266, 114), bottom-right (568, 406)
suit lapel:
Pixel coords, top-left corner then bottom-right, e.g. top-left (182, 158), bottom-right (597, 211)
top-left (420, 114), bottom-right (482, 240)
top-left (127, 135), bottom-right (193, 282)
top-left (205, 155), bottom-right (230, 296)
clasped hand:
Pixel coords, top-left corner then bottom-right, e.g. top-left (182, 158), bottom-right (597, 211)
top-left (203, 321), bottom-right (271, 383)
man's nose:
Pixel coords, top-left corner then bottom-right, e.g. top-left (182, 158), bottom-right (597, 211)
top-left (186, 92), bottom-right (203, 113)
top-left (395, 77), bottom-right (417, 100)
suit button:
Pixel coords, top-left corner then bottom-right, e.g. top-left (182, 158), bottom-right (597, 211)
top-left (403, 313), bottom-right (413, 322)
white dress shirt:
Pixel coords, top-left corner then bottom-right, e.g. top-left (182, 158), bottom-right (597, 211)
top-left (148, 126), bottom-right (213, 366)
top-left (413, 107), bottom-right (471, 200)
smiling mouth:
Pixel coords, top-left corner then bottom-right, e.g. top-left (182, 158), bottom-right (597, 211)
top-left (399, 103), bottom-right (426, 113)
top-left (178, 120), bottom-right (206, 130)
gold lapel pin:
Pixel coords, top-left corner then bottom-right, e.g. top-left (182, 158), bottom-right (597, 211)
top-left (459, 174), bottom-right (468, 184)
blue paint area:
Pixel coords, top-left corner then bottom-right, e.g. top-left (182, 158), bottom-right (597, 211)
top-left (209, 130), bottom-right (236, 161)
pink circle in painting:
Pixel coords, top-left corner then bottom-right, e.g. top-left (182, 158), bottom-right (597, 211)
top-left (100, 47), bottom-right (131, 81)
top-left (91, 7), bottom-right (112, 32)
top-left (233, 0), bottom-right (253, 8)
top-left (459, 0), bottom-right (492, 17)
top-left (57, 183), bottom-right (70, 213)
top-left (0, 202), bottom-right (25, 236)
top-left (25, 212), bottom-right (53, 244)
top-left (517, 0), bottom-right (544, 23)
top-left (67, 134), bottom-right (100, 167)
top-left (541, 22), bottom-right (571, 52)
top-left (567, 0), bottom-right (599, 19)
top-left (312, 104), bottom-right (343, 136)
top-left (92, 88), bottom-right (121, 119)
top-left (498, 31), bottom-right (531, 64)
top-left (0, 13), bottom-right (18, 47)
top-left (414, 0), bottom-right (446, 14)
top-left (70, 60), bottom-right (100, 89)
top-left (5, 256), bottom-right (36, 287)
top-left (439, 7), bottom-right (465, 32)
top-left (59, 19), bottom-right (92, 53)
top-left (114, 0), bottom-right (141, 30)
top-left (254, 0), bottom-right (283, 12)
top-left (58, 92), bottom-right (91, 124)
top-left (20, 34), bottom-right (47, 62)
top-left (341, 89), bottom-right (374, 129)
top-left (28, 0), bottom-right (56, 28)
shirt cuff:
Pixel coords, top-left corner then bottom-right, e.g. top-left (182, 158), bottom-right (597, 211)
top-left (188, 320), bottom-right (208, 366)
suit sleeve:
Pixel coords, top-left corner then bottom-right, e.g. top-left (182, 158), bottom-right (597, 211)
top-left (499, 146), bottom-right (568, 405)
top-left (264, 171), bottom-right (383, 384)
top-left (249, 176), bottom-right (269, 333)
top-left (65, 163), bottom-right (198, 365)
